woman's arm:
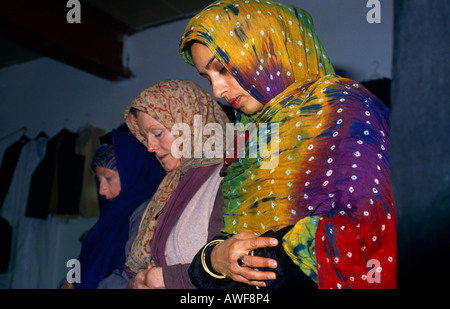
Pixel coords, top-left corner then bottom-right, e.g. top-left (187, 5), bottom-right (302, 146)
top-left (188, 188), bottom-right (279, 288)
top-left (146, 183), bottom-right (228, 289)
top-left (210, 232), bottom-right (278, 288)
top-left (208, 185), bottom-right (279, 287)
top-left (190, 225), bottom-right (318, 289)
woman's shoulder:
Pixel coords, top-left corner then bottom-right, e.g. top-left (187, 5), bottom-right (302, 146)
top-left (307, 74), bottom-right (364, 92)
top-left (301, 75), bottom-right (387, 108)
top-left (279, 75), bottom-right (363, 102)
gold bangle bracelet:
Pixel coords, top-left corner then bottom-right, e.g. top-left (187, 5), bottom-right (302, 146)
top-left (201, 239), bottom-right (226, 279)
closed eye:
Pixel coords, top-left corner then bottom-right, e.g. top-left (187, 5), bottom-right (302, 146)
top-left (199, 72), bottom-right (212, 85)
top-left (219, 66), bottom-right (228, 74)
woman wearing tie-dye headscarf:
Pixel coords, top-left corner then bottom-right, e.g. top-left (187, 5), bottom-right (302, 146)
top-left (179, 0), bottom-right (397, 289)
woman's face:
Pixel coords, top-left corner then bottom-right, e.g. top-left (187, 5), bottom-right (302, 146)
top-left (136, 111), bottom-right (181, 172)
top-left (95, 166), bottom-right (121, 201)
top-left (190, 42), bottom-right (264, 115)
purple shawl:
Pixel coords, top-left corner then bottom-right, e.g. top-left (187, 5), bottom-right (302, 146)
top-left (151, 164), bottom-right (220, 267)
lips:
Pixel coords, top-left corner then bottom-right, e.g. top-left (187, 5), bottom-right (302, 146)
top-left (158, 153), bottom-right (168, 160)
top-left (228, 96), bottom-right (241, 109)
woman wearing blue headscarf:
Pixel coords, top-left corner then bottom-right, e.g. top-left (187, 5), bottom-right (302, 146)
top-left (61, 125), bottom-right (165, 289)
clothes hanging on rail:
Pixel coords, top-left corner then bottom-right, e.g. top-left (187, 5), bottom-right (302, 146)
top-left (76, 125), bottom-right (106, 218)
top-left (26, 128), bottom-right (85, 219)
top-left (0, 124), bottom-right (110, 288)
top-left (0, 134), bottom-right (30, 274)
top-left (0, 135), bottom-right (48, 288)
top-left (0, 134), bottom-right (30, 208)
top-left (0, 218), bottom-right (11, 274)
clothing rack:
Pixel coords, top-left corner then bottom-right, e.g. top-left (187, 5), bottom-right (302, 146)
top-left (0, 126), bottom-right (27, 143)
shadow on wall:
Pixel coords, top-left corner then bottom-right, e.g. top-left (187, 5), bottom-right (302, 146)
top-left (390, 0), bottom-right (450, 289)
top-left (398, 187), bottom-right (450, 288)
top-left (335, 66), bottom-right (391, 110)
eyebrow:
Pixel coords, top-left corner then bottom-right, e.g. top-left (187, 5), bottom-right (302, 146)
top-left (198, 55), bottom-right (218, 79)
top-left (139, 123), bottom-right (164, 137)
top-left (205, 55), bottom-right (216, 70)
top-left (102, 170), bottom-right (115, 176)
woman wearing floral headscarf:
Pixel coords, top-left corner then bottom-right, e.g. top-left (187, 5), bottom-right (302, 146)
top-left (123, 79), bottom-right (231, 288)
top-left (179, 0), bottom-right (397, 289)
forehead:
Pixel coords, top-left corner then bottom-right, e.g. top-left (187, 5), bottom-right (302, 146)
top-left (136, 111), bottom-right (164, 129)
top-left (95, 166), bottom-right (117, 175)
top-left (191, 42), bottom-right (216, 67)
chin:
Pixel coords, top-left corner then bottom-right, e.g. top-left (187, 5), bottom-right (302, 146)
top-left (240, 102), bottom-right (264, 115)
top-left (161, 156), bottom-right (182, 172)
top-left (163, 162), bottom-right (179, 172)
top-left (240, 107), bottom-right (260, 116)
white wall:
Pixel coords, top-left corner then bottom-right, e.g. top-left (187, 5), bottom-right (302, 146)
top-left (0, 0), bottom-right (393, 288)
top-left (297, 0), bottom-right (393, 80)
top-left (0, 0), bottom-right (393, 151)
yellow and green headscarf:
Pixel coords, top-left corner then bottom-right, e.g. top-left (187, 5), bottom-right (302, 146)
top-left (180, 0), bottom-right (334, 105)
top-left (180, 0), bottom-right (397, 289)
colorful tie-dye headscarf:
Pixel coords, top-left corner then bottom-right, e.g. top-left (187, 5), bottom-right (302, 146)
top-left (180, 0), bottom-right (397, 289)
top-left (180, 0), bottom-right (334, 106)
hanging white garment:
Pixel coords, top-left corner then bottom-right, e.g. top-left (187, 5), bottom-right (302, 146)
top-left (0, 136), bottom-right (47, 288)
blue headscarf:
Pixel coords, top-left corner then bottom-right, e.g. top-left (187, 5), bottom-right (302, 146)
top-left (74, 125), bottom-right (166, 289)
top-left (91, 144), bottom-right (117, 172)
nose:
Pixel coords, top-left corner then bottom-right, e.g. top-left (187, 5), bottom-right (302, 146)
top-left (211, 77), bottom-right (228, 99)
top-left (147, 137), bottom-right (159, 152)
top-left (98, 181), bottom-right (108, 197)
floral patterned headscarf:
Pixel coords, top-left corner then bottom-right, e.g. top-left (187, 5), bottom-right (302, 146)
top-left (124, 79), bottom-right (230, 274)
